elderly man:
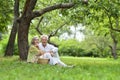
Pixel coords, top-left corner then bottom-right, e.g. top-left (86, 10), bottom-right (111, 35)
top-left (38, 35), bottom-right (59, 59)
top-left (38, 35), bottom-right (67, 67)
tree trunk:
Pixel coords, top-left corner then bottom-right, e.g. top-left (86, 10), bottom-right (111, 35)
top-left (112, 42), bottom-right (117, 59)
top-left (108, 14), bottom-right (118, 59)
top-left (4, 21), bottom-right (18, 56)
top-left (18, 18), bottom-right (31, 60)
top-left (4, 0), bottom-right (19, 56)
top-left (110, 31), bottom-right (118, 59)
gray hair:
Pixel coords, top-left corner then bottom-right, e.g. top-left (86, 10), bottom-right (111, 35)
top-left (33, 36), bottom-right (39, 40)
top-left (40, 34), bottom-right (48, 40)
top-left (31, 36), bottom-right (39, 44)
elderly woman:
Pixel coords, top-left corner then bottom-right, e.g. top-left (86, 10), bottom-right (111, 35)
top-left (27, 36), bottom-right (42, 63)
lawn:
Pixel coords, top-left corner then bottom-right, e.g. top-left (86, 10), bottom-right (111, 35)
top-left (0, 56), bottom-right (120, 80)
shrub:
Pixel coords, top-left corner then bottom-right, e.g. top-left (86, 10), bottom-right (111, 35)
top-left (0, 35), bottom-right (8, 56)
top-left (13, 42), bottom-right (19, 55)
top-left (58, 39), bottom-right (105, 57)
top-left (0, 34), bottom-right (19, 56)
top-left (58, 39), bottom-right (85, 57)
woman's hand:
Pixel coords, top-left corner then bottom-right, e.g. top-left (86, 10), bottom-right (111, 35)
top-left (36, 53), bottom-right (41, 56)
top-left (39, 50), bottom-right (45, 55)
top-left (34, 44), bottom-right (39, 49)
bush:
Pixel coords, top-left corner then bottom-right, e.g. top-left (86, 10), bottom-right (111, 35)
top-left (13, 42), bottom-right (19, 55)
top-left (58, 39), bottom-right (85, 57)
top-left (0, 34), bottom-right (19, 56)
top-left (0, 35), bottom-right (8, 56)
top-left (58, 39), bottom-right (105, 57)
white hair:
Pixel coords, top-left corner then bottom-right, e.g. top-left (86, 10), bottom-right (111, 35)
top-left (40, 35), bottom-right (48, 40)
top-left (33, 36), bottom-right (39, 40)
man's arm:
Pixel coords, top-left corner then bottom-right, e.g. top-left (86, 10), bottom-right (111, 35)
top-left (50, 45), bottom-right (60, 59)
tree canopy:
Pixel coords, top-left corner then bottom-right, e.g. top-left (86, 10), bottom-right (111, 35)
top-left (0, 0), bottom-right (120, 59)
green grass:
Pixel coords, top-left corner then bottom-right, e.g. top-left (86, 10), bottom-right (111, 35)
top-left (0, 56), bottom-right (120, 80)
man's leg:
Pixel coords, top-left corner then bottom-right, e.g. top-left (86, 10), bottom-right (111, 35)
top-left (57, 59), bottom-right (67, 67)
top-left (43, 53), bottom-right (58, 65)
top-left (53, 52), bottom-right (60, 59)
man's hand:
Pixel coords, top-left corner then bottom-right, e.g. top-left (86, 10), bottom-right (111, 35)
top-left (49, 51), bottom-right (54, 56)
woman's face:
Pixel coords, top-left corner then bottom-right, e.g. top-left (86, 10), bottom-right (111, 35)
top-left (35, 39), bottom-right (39, 44)
top-left (32, 39), bottom-right (39, 45)
top-left (34, 40), bottom-right (38, 45)
top-left (33, 40), bottom-right (39, 48)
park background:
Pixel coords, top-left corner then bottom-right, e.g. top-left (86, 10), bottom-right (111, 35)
top-left (0, 0), bottom-right (120, 80)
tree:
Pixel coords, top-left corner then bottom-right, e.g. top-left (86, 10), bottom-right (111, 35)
top-left (5, 0), bottom-right (74, 60)
top-left (5, 0), bottom-right (19, 56)
top-left (69, 0), bottom-right (120, 59)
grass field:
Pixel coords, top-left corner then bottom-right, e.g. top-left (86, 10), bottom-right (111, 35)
top-left (0, 56), bottom-right (120, 80)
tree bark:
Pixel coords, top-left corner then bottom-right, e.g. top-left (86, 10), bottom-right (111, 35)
top-left (18, 17), bottom-right (31, 60)
top-left (17, 0), bottom-right (37, 60)
top-left (109, 31), bottom-right (118, 59)
top-left (4, 0), bottom-right (19, 56)
top-left (32, 3), bottom-right (74, 18)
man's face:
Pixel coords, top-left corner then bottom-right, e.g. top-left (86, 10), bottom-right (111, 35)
top-left (41, 37), bottom-right (47, 46)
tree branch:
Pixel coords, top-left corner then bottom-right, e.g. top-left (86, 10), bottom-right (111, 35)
top-left (49, 22), bottom-right (67, 38)
top-left (35, 16), bottom-right (44, 35)
top-left (14, 0), bottom-right (19, 18)
top-left (111, 28), bottom-right (120, 32)
top-left (108, 16), bottom-right (120, 32)
top-left (22, 0), bottom-right (37, 17)
top-left (32, 3), bottom-right (74, 18)
top-left (103, 6), bottom-right (120, 32)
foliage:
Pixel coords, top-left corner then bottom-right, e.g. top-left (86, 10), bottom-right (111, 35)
top-left (0, 0), bottom-right (13, 32)
top-left (0, 34), bottom-right (18, 56)
top-left (29, 0), bottom-right (78, 37)
top-left (50, 37), bottom-right (111, 57)
top-left (59, 39), bottom-right (82, 56)
top-left (67, 0), bottom-right (120, 58)
top-left (81, 35), bottom-right (111, 57)
top-left (0, 34), bottom-right (9, 56)
top-left (58, 39), bottom-right (98, 57)
top-left (0, 42), bottom-right (6, 56)
top-left (13, 42), bottom-right (19, 55)
top-left (0, 56), bottom-right (120, 80)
